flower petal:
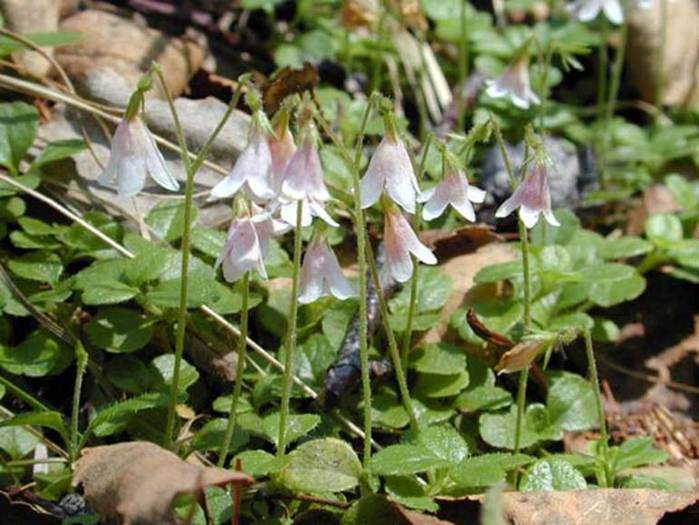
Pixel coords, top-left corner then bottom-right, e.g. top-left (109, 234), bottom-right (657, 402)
top-left (519, 205), bottom-right (541, 229)
top-left (603, 0), bottom-right (624, 24)
top-left (495, 193), bottom-right (520, 219)
top-left (309, 200), bottom-right (339, 227)
top-left (451, 193), bottom-right (477, 222)
top-left (421, 183), bottom-right (450, 221)
top-left (467, 185), bottom-right (487, 204)
top-left (142, 126), bottom-right (179, 192)
top-left (359, 167), bottom-right (385, 209)
top-left (543, 209), bottom-right (561, 227)
top-left (117, 156), bottom-right (147, 198)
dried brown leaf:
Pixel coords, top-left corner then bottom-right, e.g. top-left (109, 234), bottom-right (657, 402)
top-left (445, 489), bottom-right (698, 525)
top-left (73, 441), bottom-right (253, 525)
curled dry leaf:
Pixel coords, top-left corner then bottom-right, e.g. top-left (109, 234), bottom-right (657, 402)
top-left (73, 441), bottom-right (253, 525)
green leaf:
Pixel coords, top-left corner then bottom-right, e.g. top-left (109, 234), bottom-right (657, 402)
top-left (341, 495), bottom-right (402, 525)
top-left (369, 444), bottom-right (448, 476)
top-left (0, 411), bottom-right (69, 441)
top-left (260, 412), bottom-right (320, 448)
top-left (191, 227), bottom-right (226, 258)
top-left (74, 259), bottom-right (129, 290)
top-left (371, 392), bottom-right (410, 429)
top-left (520, 458), bottom-right (587, 492)
top-left (614, 437), bottom-right (669, 472)
top-left (390, 267), bottom-right (453, 314)
top-left (0, 102), bottom-right (38, 172)
top-left (0, 330), bottom-right (72, 377)
top-left (146, 201), bottom-right (199, 242)
top-left (598, 237), bottom-right (653, 260)
top-left (124, 247), bottom-right (175, 286)
top-left (86, 307), bottom-right (155, 353)
top-left (150, 354), bottom-right (199, 393)
top-left (7, 251), bottom-right (63, 284)
top-left (546, 372), bottom-right (597, 432)
top-left (18, 217), bottom-right (55, 236)
top-left (0, 425), bottom-right (39, 459)
top-left (454, 385), bottom-right (512, 413)
top-left (85, 393), bottom-right (168, 440)
top-left (105, 355), bottom-right (153, 393)
top-left (474, 261), bottom-right (522, 284)
top-left (668, 239), bottom-right (699, 270)
top-left (278, 438), bottom-right (362, 493)
top-left (583, 263), bottom-right (646, 307)
top-left (60, 211), bottom-right (122, 256)
top-left (479, 404), bottom-right (560, 450)
top-left (618, 475), bottom-right (675, 491)
top-left (0, 173), bottom-right (39, 197)
top-left (294, 333), bottom-right (337, 386)
top-left (414, 370), bottom-right (469, 398)
top-left (451, 300), bottom-right (522, 345)
top-left (410, 343), bottom-right (466, 375)
top-left (32, 139), bottom-right (86, 167)
top-left (191, 418), bottom-right (249, 453)
top-left (591, 317), bottom-right (620, 342)
top-left (81, 280), bottom-right (138, 305)
top-left (145, 269), bottom-right (221, 309)
top-left (234, 449), bottom-right (290, 477)
top-left (385, 476), bottom-right (438, 512)
top-left (645, 213), bottom-right (683, 247)
top-left (664, 173), bottom-right (698, 209)
top-left (449, 453), bottom-right (534, 487)
top-left (411, 424), bottom-right (469, 464)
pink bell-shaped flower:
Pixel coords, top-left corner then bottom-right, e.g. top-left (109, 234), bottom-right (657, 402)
top-left (98, 115), bottom-right (179, 198)
top-left (569, 0), bottom-right (624, 24)
top-left (268, 122), bottom-right (297, 194)
top-left (486, 56), bottom-right (540, 110)
top-left (420, 167), bottom-right (487, 222)
top-left (495, 161), bottom-right (560, 228)
top-left (215, 208), bottom-right (288, 283)
top-left (209, 114), bottom-right (276, 202)
top-left (280, 125), bottom-right (337, 227)
top-left (384, 206), bottom-right (437, 283)
top-left (360, 136), bottom-right (420, 213)
top-left (298, 236), bottom-right (356, 304)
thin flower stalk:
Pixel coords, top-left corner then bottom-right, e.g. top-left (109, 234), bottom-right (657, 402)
top-left (401, 136), bottom-right (433, 372)
top-left (161, 67), bottom-right (245, 449)
top-left (218, 271), bottom-right (250, 468)
top-left (583, 327), bottom-right (612, 487)
top-left (277, 201), bottom-right (304, 457)
top-left (70, 340), bottom-right (88, 462)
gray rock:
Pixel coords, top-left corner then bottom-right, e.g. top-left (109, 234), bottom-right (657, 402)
top-left (0, 0), bottom-right (60, 77)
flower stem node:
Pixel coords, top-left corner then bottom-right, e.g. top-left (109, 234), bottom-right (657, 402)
top-left (98, 115), bottom-right (179, 198)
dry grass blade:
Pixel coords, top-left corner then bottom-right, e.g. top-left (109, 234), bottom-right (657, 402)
top-left (73, 441), bottom-right (253, 525)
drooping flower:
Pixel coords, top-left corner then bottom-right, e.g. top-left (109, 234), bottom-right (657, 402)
top-left (420, 167), bottom-right (487, 222)
top-left (384, 206), bottom-right (437, 283)
top-left (494, 161), bottom-right (560, 228)
top-left (209, 114), bottom-right (275, 202)
top-left (485, 56), bottom-right (540, 110)
top-left (279, 124), bottom-right (337, 227)
top-left (98, 115), bottom-right (179, 198)
top-left (569, 0), bottom-right (624, 24)
top-left (268, 122), bottom-right (297, 194)
top-left (215, 208), bottom-right (289, 282)
top-left (298, 236), bottom-right (356, 304)
top-left (359, 136), bottom-right (420, 213)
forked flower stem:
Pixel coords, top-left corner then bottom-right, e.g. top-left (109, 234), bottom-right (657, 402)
top-left (218, 271), bottom-right (250, 468)
top-left (365, 239), bottom-right (419, 432)
top-left (277, 200), bottom-right (304, 457)
top-left (158, 65), bottom-right (244, 449)
top-left (583, 327), bottom-right (611, 486)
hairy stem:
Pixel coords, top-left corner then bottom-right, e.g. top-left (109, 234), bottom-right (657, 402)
top-left (583, 327), bottom-right (611, 486)
top-left (70, 341), bottom-right (88, 461)
top-left (277, 201), bottom-right (304, 456)
top-left (218, 272), bottom-right (250, 468)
